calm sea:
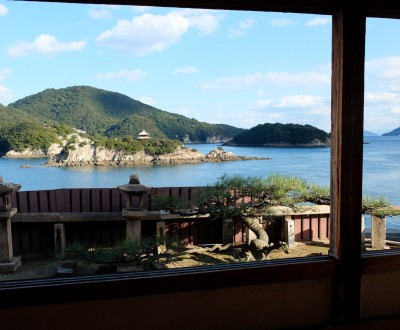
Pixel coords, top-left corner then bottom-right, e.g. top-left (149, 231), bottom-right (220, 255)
top-left (1, 136), bottom-right (399, 229)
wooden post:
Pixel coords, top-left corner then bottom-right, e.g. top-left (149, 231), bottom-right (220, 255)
top-left (222, 218), bottom-right (234, 245)
top-left (330, 2), bottom-right (366, 323)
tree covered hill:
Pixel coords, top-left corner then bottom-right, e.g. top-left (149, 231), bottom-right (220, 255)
top-left (8, 86), bottom-right (244, 142)
top-left (383, 127), bottom-right (400, 136)
top-left (225, 123), bottom-right (330, 147)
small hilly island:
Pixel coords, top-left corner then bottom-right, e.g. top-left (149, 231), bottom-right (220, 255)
top-left (0, 85), bottom-right (330, 166)
top-left (225, 123), bottom-right (330, 147)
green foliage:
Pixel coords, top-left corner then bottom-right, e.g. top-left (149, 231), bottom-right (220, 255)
top-left (362, 196), bottom-right (400, 217)
top-left (8, 85), bottom-right (244, 142)
top-left (193, 174), bottom-right (397, 219)
top-left (0, 121), bottom-right (61, 153)
top-left (93, 135), bottom-right (181, 155)
top-left (53, 124), bottom-right (75, 138)
top-left (152, 195), bottom-right (196, 213)
top-left (56, 238), bottom-right (161, 264)
top-left (230, 123), bottom-right (329, 146)
top-left (140, 138), bottom-right (182, 155)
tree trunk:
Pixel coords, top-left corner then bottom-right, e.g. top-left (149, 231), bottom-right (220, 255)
top-left (243, 217), bottom-right (270, 260)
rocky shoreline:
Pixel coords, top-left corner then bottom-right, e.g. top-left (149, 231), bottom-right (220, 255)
top-left (45, 146), bottom-right (269, 167)
top-left (2, 131), bottom-right (269, 167)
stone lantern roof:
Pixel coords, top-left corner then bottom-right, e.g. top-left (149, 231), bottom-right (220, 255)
top-left (0, 176), bottom-right (21, 212)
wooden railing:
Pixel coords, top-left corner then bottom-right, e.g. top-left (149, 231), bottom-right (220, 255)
top-left (3, 188), bottom-right (331, 257)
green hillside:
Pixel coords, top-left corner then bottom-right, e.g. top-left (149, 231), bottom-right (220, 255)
top-left (0, 102), bottom-right (38, 128)
top-left (226, 123), bottom-right (330, 146)
top-left (8, 86), bottom-right (244, 142)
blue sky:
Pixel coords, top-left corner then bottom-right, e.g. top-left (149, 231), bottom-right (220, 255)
top-left (0, 1), bottom-right (399, 134)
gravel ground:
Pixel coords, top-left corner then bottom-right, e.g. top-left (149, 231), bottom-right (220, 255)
top-left (0, 242), bottom-right (330, 282)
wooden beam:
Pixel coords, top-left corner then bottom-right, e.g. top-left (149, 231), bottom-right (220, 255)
top-left (330, 1), bottom-right (366, 323)
top-left (16, 0), bottom-right (400, 18)
top-left (17, 0), bottom-right (338, 14)
top-left (366, 0), bottom-right (400, 19)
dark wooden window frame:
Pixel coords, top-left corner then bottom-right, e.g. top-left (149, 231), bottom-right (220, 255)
top-left (3, 0), bottom-right (400, 324)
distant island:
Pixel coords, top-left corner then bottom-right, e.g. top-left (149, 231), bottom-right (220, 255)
top-left (224, 123), bottom-right (330, 147)
top-left (383, 127), bottom-right (400, 136)
top-left (364, 130), bottom-right (378, 136)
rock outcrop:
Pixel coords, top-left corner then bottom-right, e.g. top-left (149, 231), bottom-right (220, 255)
top-left (3, 129), bottom-right (269, 167)
top-left (47, 146), bottom-right (268, 167)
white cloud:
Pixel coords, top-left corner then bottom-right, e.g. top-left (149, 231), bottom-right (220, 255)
top-left (305, 17), bottom-right (331, 27)
top-left (364, 91), bottom-right (400, 131)
top-left (229, 18), bottom-right (254, 38)
top-left (232, 111), bottom-right (287, 128)
top-left (7, 34), bottom-right (86, 58)
top-left (131, 6), bottom-right (151, 13)
top-left (365, 92), bottom-right (400, 104)
top-left (0, 68), bottom-right (12, 81)
top-left (250, 94), bottom-right (329, 127)
top-left (389, 84), bottom-right (400, 92)
top-left (96, 69), bottom-right (147, 81)
top-left (270, 18), bottom-right (295, 27)
top-left (366, 56), bottom-right (400, 81)
top-left (364, 57), bottom-right (400, 131)
top-left (96, 14), bottom-right (189, 55)
top-left (96, 10), bottom-right (222, 55)
top-left (138, 96), bottom-right (157, 106)
top-left (0, 4), bottom-right (9, 16)
top-left (173, 66), bottom-right (199, 74)
top-left (200, 70), bottom-right (330, 90)
top-left (88, 5), bottom-right (121, 20)
top-left (254, 99), bottom-right (272, 109)
top-left (0, 85), bottom-right (12, 103)
top-left (89, 8), bottom-right (113, 20)
top-left (171, 8), bottom-right (223, 35)
top-left (275, 95), bottom-right (325, 108)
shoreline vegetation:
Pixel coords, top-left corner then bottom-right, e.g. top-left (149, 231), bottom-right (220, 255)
top-left (2, 131), bottom-right (269, 167)
top-left (45, 145), bottom-right (270, 167)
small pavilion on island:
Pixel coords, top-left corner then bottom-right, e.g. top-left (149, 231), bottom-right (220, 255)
top-left (137, 130), bottom-right (150, 140)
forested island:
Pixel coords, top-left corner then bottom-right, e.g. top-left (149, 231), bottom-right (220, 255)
top-left (224, 123), bottom-right (330, 147)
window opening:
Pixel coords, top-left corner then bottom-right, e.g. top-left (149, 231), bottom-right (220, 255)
top-left (362, 17), bottom-right (400, 252)
top-left (0, 2), bottom-right (333, 282)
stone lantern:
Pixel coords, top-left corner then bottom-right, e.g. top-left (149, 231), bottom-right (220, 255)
top-left (118, 175), bottom-right (150, 240)
top-left (0, 176), bottom-right (21, 273)
top-left (118, 175), bottom-right (150, 211)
